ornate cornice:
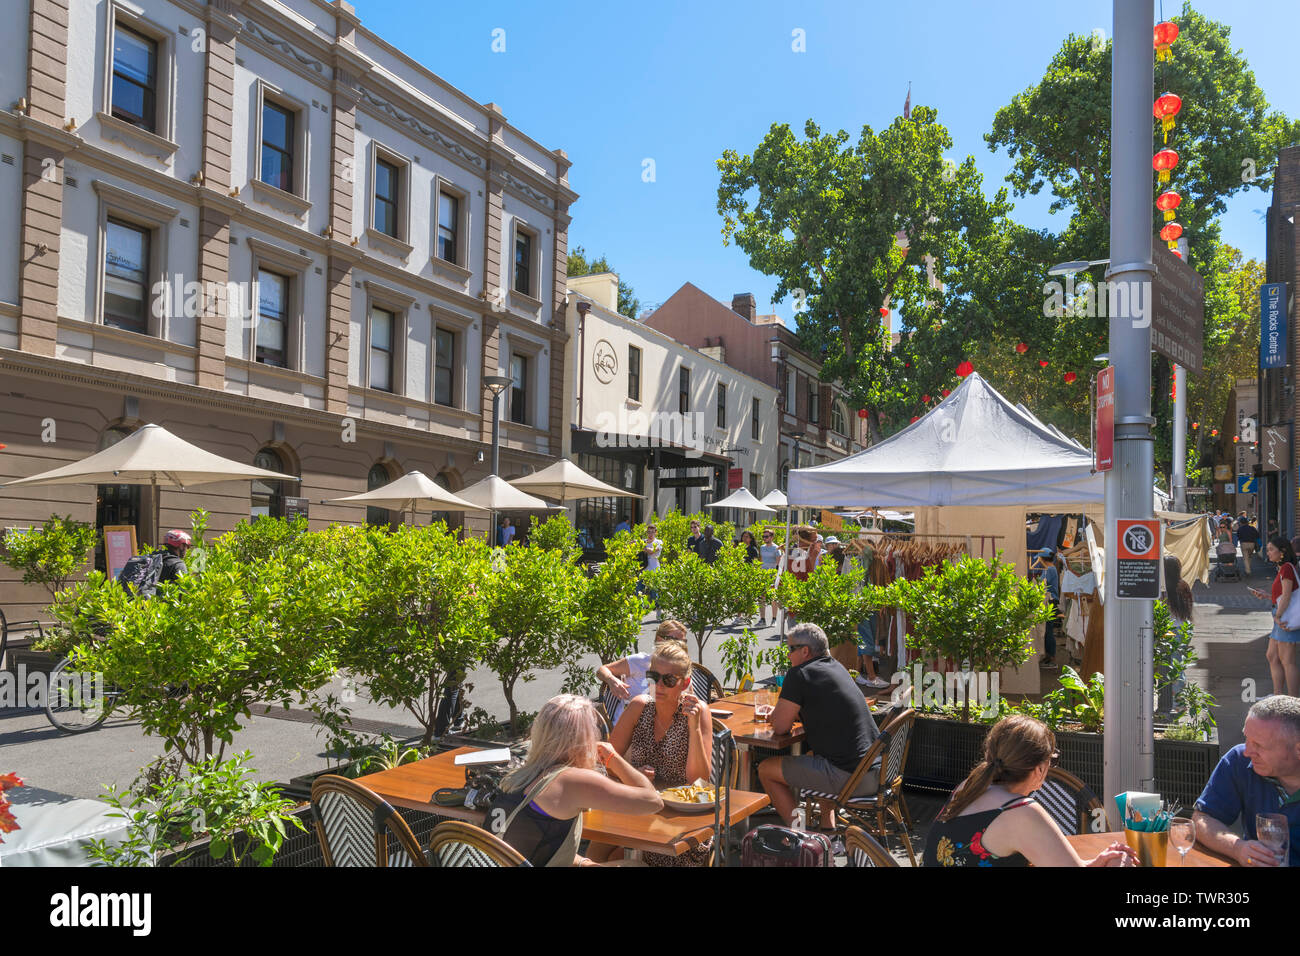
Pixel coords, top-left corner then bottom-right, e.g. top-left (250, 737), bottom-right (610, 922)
top-left (241, 18), bottom-right (327, 77)
top-left (356, 86), bottom-right (484, 170)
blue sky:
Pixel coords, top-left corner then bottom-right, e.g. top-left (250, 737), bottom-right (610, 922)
top-left (360, 0), bottom-right (1298, 327)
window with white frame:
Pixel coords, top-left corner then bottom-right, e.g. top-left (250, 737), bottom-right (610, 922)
top-left (785, 368), bottom-right (797, 413)
top-left (368, 144), bottom-right (411, 246)
top-left (717, 383), bottom-right (727, 429)
top-left (110, 25), bottom-right (157, 133)
top-left (247, 239), bottom-right (310, 371)
top-left (513, 227), bottom-right (535, 296)
top-left (831, 401), bottom-right (846, 435)
top-left (628, 345), bottom-right (642, 401)
top-left (679, 366), bottom-right (690, 414)
top-left (808, 382), bottom-right (820, 424)
top-left (255, 269), bottom-right (290, 367)
top-left (752, 397), bottom-right (761, 440)
top-left (94, 180), bottom-right (177, 338)
top-left (101, 5), bottom-right (176, 156)
top-left (434, 327), bottom-right (456, 407)
top-left (369, 306), bottom-right (396, 392)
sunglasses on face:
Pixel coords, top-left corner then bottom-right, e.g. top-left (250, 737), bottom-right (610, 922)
top-left (645, 670), bottom-right (685, 688)
top-left (786, 643), bottom-right (806, 654)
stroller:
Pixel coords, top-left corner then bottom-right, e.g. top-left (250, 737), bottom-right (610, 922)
top-left (1213, 546), bottom-right (1242, 582)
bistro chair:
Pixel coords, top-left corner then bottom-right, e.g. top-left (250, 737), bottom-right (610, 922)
top-left (844, 825), bottom-right (899, 868)
top-left (709, 717), bottom-right (737, 867)
top-left (692, 663), bottom-right (725, 703)
top-left (1036, 767), bottom-right (1104, 837)
top-left (597, 684), bottom-right (622, 729)
top-left (797, 708), bottom-right (919, 867)
top-left (427, 820), bottom-right (530, 867)
top-left (310, 775), bottom-right (429, 867)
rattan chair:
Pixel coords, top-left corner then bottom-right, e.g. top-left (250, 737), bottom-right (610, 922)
top-left (797, 708), bottom-right (919, 866)
top-left (845, 825), bottom-right (899, 867)
top-left (710, 717), bottom-right (737, 867)
top-left (692, 663), bottom-right (724, 702)
top-left (310, 775), bottom-right (429, 867)
top-left (1036, 767), bottom-right (1104, 837)
top-left (427, 820), bottom-right (530, 867)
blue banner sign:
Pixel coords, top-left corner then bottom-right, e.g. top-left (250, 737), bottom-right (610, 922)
top-left (1260, 282), bottom-right (1287, 369)
top-left (1237, 475), bottom-right (1257, 495)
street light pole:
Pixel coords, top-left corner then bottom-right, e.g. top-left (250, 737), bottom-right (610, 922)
top-left (484, 375), bottom-right (513, 544)
top-left (1104, 0), bottom-right (1156, 821)
top-left (780, 433), bottom-right (803, 642)
top-left (1172, 364), bottom-right (1187, 512)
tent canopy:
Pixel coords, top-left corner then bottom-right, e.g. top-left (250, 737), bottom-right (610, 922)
top-left (787, 373), bottom-right (1104, 509)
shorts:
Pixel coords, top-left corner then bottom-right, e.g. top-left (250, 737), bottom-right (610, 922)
top-left (780, 753), bottom-right (880, 798)
top-left (856, 616), bottom-right (877, 656)
top-left (1271, 622), bottom-right (1300, 644)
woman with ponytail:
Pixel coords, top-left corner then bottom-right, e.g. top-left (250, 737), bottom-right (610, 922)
top-left (923, 715), bottom-right (1136, 867)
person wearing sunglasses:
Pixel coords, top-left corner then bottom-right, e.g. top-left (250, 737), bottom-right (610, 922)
top-left (924, 715), bottom-right (1136, 867)
top-left (589, 641), bottom-right (714, 866)
top-left (595, 620), bottom-right (688, 724)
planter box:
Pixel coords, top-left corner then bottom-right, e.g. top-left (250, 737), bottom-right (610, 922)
top-left (905, 716), bottom-right (1219, 808)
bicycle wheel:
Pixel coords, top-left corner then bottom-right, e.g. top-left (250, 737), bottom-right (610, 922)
top-left (44, 656), bottom-right (114, 733)
top-left (0, 607), bottom-right (8, 669)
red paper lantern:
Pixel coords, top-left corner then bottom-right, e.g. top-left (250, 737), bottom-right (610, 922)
top-left (857, 408), bottom-right (869, 419)
top-left (1160, 222), bottom-right (1183, 242)
top-left (1156, 190), bottom-right (1182, 222)
top-left (1153, 93), bottom-right (1182, 144)
top-left (1233, 436), bottom-right (1240, 444)
top-left (1015, 342), bottom-right (1028, 354)
top-left (955, 361), bottom-right (974, 378)
top-left (922, 394), bottom-right (931, 404)
top-left (941, 388), bottom-right (950, 398)
top-left (1211, 429), bottom-right (1218, 437)
top-left (1154, 20), bottom-right (1179, 61)
top-left (1152, 148), bottom-right (1179, 184)
top-left (1192, 422), bottom-right (1199, 429)
top-left (879, 307), bottom-right (890, 318)
top-left (1038, 359), bottom-right (1049, 368)
top-left (1063, 372), bottom-right (1077, 384)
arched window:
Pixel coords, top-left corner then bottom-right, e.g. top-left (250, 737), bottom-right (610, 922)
top-left (366, 462), bottom-right (396, 528)
top-left (251, 447), bottom-right (287, 519)
top-left (95, 426), bottom-right (141, 571)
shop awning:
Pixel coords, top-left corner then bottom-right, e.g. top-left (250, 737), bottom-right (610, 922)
top-left (569, 428), bottom-right (731, 471)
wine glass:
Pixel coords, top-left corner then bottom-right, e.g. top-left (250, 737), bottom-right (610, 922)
top-left (1256, 813), bottom-right (1290, 866)
top-left (1168, 816), bottom-right (1195, 866)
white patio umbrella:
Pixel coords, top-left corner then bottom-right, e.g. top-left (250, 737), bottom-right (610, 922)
top-left (455, 475), bottom-right (557, 512)
top-left (759, 489), bottom-right (788, 508)
top-left (327, 470), bottom-right (485, 521)
top-left (707, 488), bottom-right (775, 513)
top-left (2, 422), bottom-right (300, 540)
top-left (508, 459), bottom-right (640, 502)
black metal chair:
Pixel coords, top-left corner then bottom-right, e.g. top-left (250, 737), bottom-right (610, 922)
top-left (1036, 767), bottom-right (1104, 836)
top-left (310, 775), bottom-right (428, 867)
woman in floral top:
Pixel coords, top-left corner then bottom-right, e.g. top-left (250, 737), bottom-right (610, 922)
top-left (923, 716), bottom-right (1136, 867)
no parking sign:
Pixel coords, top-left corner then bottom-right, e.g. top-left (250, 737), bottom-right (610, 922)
top-left (1115, 519), bottom-right (1161, 599)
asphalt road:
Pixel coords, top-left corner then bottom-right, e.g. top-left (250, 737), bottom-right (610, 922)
top-left (0, 611), bottom-right (788, 801)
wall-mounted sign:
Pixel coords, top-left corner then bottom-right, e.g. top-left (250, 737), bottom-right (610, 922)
top-left (1236, 475), bottom-right (1257, 495)
top-left (660, 476), bottom-right (710, 488)
top-left (592, 339), bottom-right (618, 384)
top-left (1260, 283), bottom-right (1287, 369)
top-left (1262, 425), bottom-right (1290, 472)
top-left (1152, 243), bottom-right (1204, 374)
top-left (728, 468), bottom-right (743, 490)
top-left (1213, 464), bottom-right (1233, 481)
top-left (1115, 519), bottom-right (1161, 599)
top-left (1095, 366), bottom-right (1115, 472)
top-left (284, 497), bottom-right (310, 520)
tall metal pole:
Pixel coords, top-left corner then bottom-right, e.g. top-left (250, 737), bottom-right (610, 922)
top-left (1104, 0), bottom-right (1156, 823)
top-left (1173, 363), bottom-right (1187, 511)
top-left (490, 390), bottom-right (501, 543)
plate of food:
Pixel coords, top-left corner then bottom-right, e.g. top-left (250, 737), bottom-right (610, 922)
top-left (659, 781), bottom-right (724, 813)
top-left (709, 708), bottom-right (734, 718)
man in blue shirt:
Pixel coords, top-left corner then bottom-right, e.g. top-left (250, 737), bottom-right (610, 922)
top-left (1194, 696), bottom-right (1300, 867)
top-left (1033, 547), bottom-right (1061, 668)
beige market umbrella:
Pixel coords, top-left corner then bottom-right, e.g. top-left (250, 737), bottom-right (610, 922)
top-left (759, 489), bottom-right (788, 508)
top-left (3, 422), bottom-right (300, 539)
top-left (508, 459), bottom-right (641, 502)
top-left (327, 469), bottom-right (485, 521)
top-left (455, 475), bottom-right (557, 512)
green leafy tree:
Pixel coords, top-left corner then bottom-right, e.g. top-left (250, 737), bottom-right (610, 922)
top-left (571, 533), bottom-right (647, 666)
top-left (879, 554), bottom-right (1051, 720)
top-left (340, 525), bottom-right (492, 746)
top-left (1, 515), bottom-right (98, 601)
top-left (567, 244), bottom-right (641, 318)
top-left (528, 512), bottom-right (583, 563)
top-left (646, 511), bottom-right (736, 563)
top-left (480, 543), bottom-right (585, 734)
top-left (717, 108), bottom-right (1012, 441)
top-left (777, 560), bottom-right (874, 649)
top-left (53, 535), bottom-right (353, 764)
top-left (643, 547), bottom-right (772, 661)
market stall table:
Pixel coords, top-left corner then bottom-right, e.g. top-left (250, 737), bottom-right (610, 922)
top-left (1066, 832), bottom-right (1235, 867)
top-left (355, 747), bottom-right (771, 861)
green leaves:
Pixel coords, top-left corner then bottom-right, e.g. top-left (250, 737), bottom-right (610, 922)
top-left (644, 545), bottom-right (772, 660)
top-left (778, 560), bottom-right (873, 648)
top-left (1, 515), bottom-right (98, 601)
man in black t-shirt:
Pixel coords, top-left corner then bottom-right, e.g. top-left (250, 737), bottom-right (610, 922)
top-left (696, 525), bottom-right (723, 564)
top-left (757, 623), bottom-right (881, 826)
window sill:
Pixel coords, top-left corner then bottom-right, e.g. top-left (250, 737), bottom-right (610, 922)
top-left (95, 112), bottom-right (180, 163)
top-left (366, 228), bottom-right (414, 262)
top-left (429, 255), bottom-right (473, 282)
top-left (509, 288), bottom-right (543, 314)
top-left (503, 420), bottom-right (548, 438)
top-left (248, 178), bottom-right (312, 219)
top-left (60, 315), bottom-right (196, 354)
top-left (228, 356), bottom-right (322, 386)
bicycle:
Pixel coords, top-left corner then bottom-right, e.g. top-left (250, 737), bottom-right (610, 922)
top-left (44, 651), bottom-right (123, 733)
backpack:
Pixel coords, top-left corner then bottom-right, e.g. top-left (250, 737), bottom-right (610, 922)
top-left (116, 550), bottom-right (168, 598)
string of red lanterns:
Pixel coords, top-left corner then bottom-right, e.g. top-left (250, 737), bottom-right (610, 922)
top-left (1153, 21), bottom-right (1187, 260)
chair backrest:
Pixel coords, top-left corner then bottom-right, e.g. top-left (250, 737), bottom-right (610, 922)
top-left (879, 709), bottom-right (917, 789)
top-left (1036, 767), bottom-right (1103, 836)
top-left (845, 825), bottom-right (898, 867)
top-left (692, 663), bottom-right (724, 702)
top-left (428, 820), bottom-right (529, 867)
top-left (597, 684), bottom-right (621, 728)
top-left (310, 775), bottom-right (428, 867)
top-left (834, 726), bottom-right (891, 804)
top-left (710, 718), bottom-right (736, 867)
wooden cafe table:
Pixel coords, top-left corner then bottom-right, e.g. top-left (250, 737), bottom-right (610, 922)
top-left (710, 691), bottom-right (804, 790)
top-left (1067, 832), bottom-right (1236, 867)
top-left (355, 746), bottom-right (772, 860)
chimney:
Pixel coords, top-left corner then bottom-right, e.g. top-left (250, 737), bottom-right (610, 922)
top-left (732, 293), bottom-right (757, 322)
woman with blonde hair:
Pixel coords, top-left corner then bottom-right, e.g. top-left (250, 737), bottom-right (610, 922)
top-left (924, 715), bottom-right (1136, 867)
top-left (596, 620), bottom-right (689, 723)
top-left (488, 694), bottom-right (662, 866)
top-left (590, 641), bottom-right (715, 866)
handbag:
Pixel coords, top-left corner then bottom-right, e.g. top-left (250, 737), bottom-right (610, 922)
top-left (1280, 564), bottom-right (1300, 631)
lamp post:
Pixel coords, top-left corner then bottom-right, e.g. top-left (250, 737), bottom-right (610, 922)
top-left (780, 432), bottom-right (804, 642)
top-left (484, 375), bottom-right (512, 543)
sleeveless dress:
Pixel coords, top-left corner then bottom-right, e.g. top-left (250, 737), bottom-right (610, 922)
top-left (624, 700), bottom-right (711, 867)
top-left (923, 796), bottom-right (1035, 867)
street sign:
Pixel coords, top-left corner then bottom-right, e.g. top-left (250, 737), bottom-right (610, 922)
top-left (1186, 486), bottom-right (1209, 495)
top-left (1213, 464), bottom-right (1233, 481)
top-left (1115, 519), bottom-right (1161, 599)
top-left (1151, 243), bottom-right (1204, 374)
top-left (1236, 475), bottom-right (1257, 495)
top-left (1260, 282), bottom-right (1287, 370)
top-left (659, 476), bottom-right (710, 488)
top-left (1095, 366), bottom-right (1115, 472)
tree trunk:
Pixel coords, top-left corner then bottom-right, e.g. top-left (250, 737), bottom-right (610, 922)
top-left (504, 679), bottom-right (519, 735)
top-left (867, 408), bottom-right (884, 445)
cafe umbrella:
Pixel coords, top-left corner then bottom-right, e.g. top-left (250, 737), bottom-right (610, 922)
top-left (2, 422), bottom-right (302, 547)
top-left (507, 458), bottom-right (641, 502)
top-left (327, 469), bottom-right (486, 523)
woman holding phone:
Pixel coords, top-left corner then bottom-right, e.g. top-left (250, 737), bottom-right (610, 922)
top-left (1250, 536), bottom-right (1300, 697)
